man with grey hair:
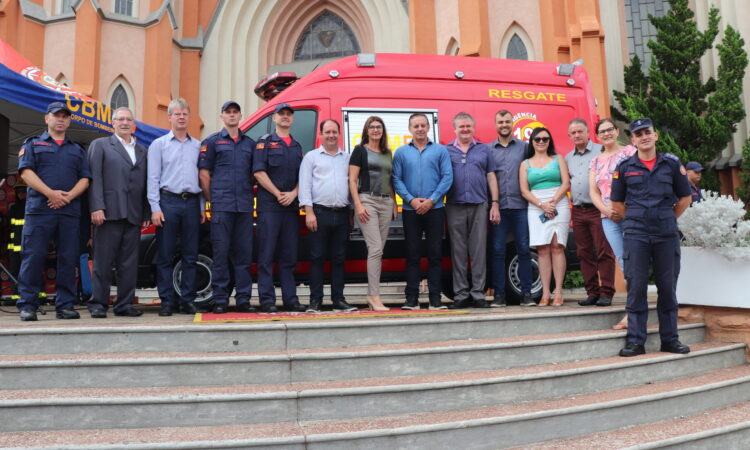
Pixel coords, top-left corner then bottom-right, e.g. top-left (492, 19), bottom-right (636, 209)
top-left (565, 118), bottom-right (615, 307)
top-left (87, 107), bottom-right (150, 318)
top-left (147, 98), bottom-right (204, 316)
top-left (445, 112), bottom-right (500, 309)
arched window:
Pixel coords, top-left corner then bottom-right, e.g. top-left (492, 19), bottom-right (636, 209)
top-left (110, 84), bottom-right (129, 109)
top-left (114, 0), bottom-right (134, 16)
top-left (294, 11), bottom-right (360, 61)
top-left (506, 34), bottom-right (528, 60)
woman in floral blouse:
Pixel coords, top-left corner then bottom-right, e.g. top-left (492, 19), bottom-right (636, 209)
top-left (588, 118), bottom-right (636, 329)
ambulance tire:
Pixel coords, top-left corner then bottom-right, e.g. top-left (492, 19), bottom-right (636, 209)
top-left (505, 247), bottom-right (543, 304)
top-left (173, 253), bottom-right (214, 309)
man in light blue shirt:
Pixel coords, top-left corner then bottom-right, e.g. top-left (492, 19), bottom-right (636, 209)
top-left (392, 113), bottom-right (453, 310)
top-left (147, 98), bottom-right (204, 316)
top-left (298, 119), bottom-right (356, 312)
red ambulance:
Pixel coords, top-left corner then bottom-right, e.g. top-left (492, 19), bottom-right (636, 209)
top-left (141, 53), bottom-right (599, 305)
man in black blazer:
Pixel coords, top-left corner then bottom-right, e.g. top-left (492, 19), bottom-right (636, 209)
top-left (87, 107), bottom-right (150, 318)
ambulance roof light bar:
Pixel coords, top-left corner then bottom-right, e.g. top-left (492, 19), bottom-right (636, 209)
top-left (254, 72), bottom-right (299, 101)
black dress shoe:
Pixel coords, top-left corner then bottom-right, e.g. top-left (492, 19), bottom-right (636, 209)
top-left (520, 294), bottom-right (537, 307)
top-left (114, 307), bottom-right (143, 317)
top-left (619, 342), bottom-right (646, 357)
top-left (212, 304), bottom-right (227, 314)
top-left (449, 298), bottom-right (473, 309)
top-left (473, 299), bottom-right (491, 308)
top-left (578, 295), bottom-right (599, 306)
top-left (56, 309), bottom-right (80, 319)
top-left (429, 298), bottom-right (448, 310)
top-left (306, 299), bottom-right (322, 312)
top-left (20, 309), bottom-right (37, 321)
top-left (260, 303), bottom-right (278, 313)
top-left (401, 298), bottom-right (420, 310)
top-left (285, 302), bottom-right (307, 312)
top-left (236, 303), bottom-right (257, 313)
top-left (181, 303), bottom-right (198, 315)
top-left (596, 296), bottom-right (612, 307)
top-left (158, 305), bottom-right (173, 317)
top-left (90, 308), bottom-right (107, 319)
top-left (490, 295), bottom-right (506, 308)
top-left (661, 339), bottom-right (690, 354)
top-left (333, 300), bottom-right (358, 312)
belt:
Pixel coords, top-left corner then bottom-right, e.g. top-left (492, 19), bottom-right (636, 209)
top-left (574, 203), bottom-right (596, 209)
top-left (313, 203), bottom-right (349, 212)
top-left (160, 189), bottom-right (199, 200)
top-left (360, 191), bottom-right (391, 198)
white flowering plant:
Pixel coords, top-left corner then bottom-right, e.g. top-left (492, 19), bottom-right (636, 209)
top-left (678, 190), bottom-right (750, 260)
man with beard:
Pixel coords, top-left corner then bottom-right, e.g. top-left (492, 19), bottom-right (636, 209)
top-left (488, 110), bottom-right (534, 306)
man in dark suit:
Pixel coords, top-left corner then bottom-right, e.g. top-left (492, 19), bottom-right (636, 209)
top-left (86, 107), bottom-right (150, 318)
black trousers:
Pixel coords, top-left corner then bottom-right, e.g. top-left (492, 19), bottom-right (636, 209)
top-left (402, 208), bottom-right (445, 302)
top-left (308, 206), bottom-right (350, 303)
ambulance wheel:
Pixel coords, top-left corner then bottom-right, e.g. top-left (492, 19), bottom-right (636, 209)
top-left (173, 253), bottom-right (214, 308)
top-left (505, 248), bottom-right (543, 304)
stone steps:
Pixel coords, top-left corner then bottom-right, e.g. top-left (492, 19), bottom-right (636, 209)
top-left (2, 365), bottom-right (750, 448)
top-left (0, 294), bottom-right (746, 448)
top-left (0, 323), bottom-right (706, 390)
top-left (520, 399), bottom-right (750, 449)
top-left (0, 306), bottom-right (642, 355)
top-left (0, 341), bottom-right (738, 433)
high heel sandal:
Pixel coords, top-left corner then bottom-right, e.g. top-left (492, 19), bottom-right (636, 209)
top-left (552, 292), bottom-right (564, 307)
top-left (538, 296), bottom-right (550, 306)
top-left (366, 297), bottom-right (389, 312)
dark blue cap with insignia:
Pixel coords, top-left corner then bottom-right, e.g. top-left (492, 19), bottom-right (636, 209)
top-left (629, 117), bottom-right (653, 133)
top-left (274, 103), bottom-right (294, 114)
top-left (221, 100), bottom-right (241, 112)
top-left (686, 161), bottom-right (703, 172)
top-left (47, 101), bottom-right (71, 115)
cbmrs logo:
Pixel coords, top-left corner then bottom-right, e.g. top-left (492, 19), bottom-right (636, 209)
top-left (512, 113), bottom-right (546, 141)
top-left (20, 66), bottom-right (88, 98)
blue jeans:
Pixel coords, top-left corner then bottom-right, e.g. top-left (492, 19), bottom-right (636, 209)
top-left (491, 208), bottom-right (532, 296)
top-left (155, 194), bottom-right (200, 307)
top-left (601, 217), bottom-right (625, 272)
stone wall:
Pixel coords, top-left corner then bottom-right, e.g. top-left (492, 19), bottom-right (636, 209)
top-left (679, 305), bottom-right (750, 361)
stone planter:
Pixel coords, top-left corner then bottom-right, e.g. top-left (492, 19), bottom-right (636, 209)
top-left (677, 246), bottom-right (750, 309)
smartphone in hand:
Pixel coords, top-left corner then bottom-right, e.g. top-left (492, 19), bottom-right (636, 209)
top-left (539, 209), bottom-right (558, 223)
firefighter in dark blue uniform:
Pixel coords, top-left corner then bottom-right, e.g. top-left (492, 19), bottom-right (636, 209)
top-left (199, 101), bottom-right (256, 314)
top-left (252, 103), bottom-right (306, 313)
top-left (16, 102), bottom-right (91, 321)
top-left (611, 118), bottom-right (692, 357)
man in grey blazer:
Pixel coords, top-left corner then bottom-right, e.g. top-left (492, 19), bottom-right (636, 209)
top-left (87, 107), bottom-right (150, 318)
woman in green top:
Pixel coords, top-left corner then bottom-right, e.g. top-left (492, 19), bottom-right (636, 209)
top-left (519, 127), bottom-right (571, 306)
top-left (349, 116), bottom-right (398, 311)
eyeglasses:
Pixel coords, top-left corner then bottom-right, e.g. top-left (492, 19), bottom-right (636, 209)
top-left (368, 125), bottom-right (383, 130)
top-left (597, 126), bottom-right (616, 135)
top-left (533, 136), bottom-right (550, 143)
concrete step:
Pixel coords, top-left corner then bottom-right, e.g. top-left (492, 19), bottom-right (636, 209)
top-left (520, 399), bottom-right (750, 450)
top-left (0, 307), bottom-right (645, 355)
top-left (0, 323), bottom-right (707, 389)
top-left (3, 364), bottom-right (750, 448)
top-left (0, 341), bottom-right (739, 433)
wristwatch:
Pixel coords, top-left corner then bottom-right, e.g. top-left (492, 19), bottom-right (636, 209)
top-left (491, 200), bottom-right (499, 204)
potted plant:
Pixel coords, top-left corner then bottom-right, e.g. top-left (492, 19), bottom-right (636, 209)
top-left (677, 191), bottom-right (750, 308)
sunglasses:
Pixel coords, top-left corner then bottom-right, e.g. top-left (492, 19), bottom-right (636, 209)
top-left (533, 136), bottom-right (550, 143)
